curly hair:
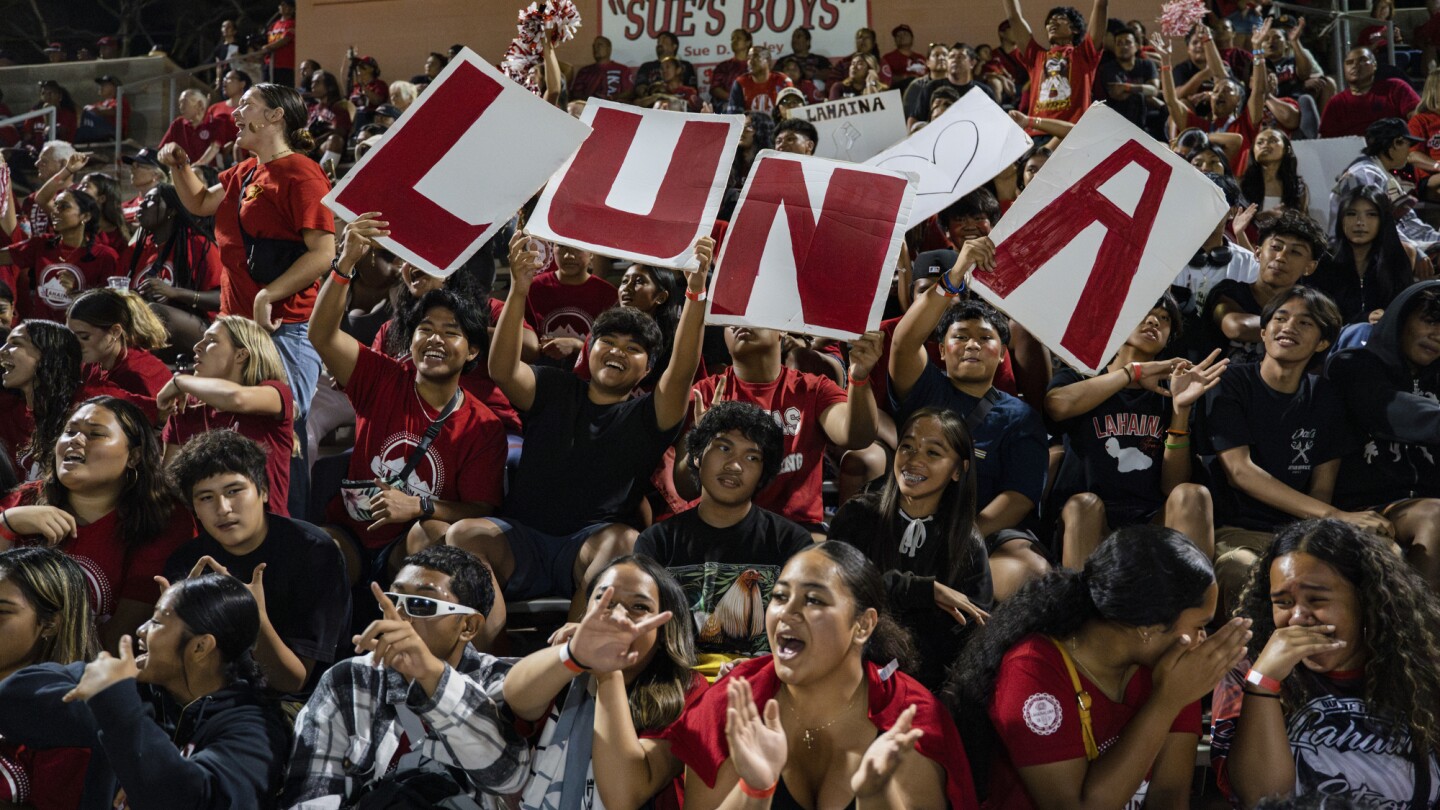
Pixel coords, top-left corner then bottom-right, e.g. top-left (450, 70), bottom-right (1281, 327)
top-left (1045, 6), bottom-right (1086, 44)
top-left (685, 399), bottom-right (785, 491)
top-left (591, 306), bottom-right (664, 365)
top-left (39, 396), bottom-right (174, 550)
top-left (1236, 519), bottom-right (1440, 759)
top-left (1258, 207), bottom-right (1329, 261)
top-left (585, 554), bottom-right (697, 731)
top-left (17, 321), bottom-right (82, 478)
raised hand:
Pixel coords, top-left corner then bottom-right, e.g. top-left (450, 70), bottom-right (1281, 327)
top-left (157, 142), bottom-right (191, 169)
top-left (1152, 616), bottom-right (1252, 711)
top-left (567, 585), bottom-right (675, 674)
top-left (507, 232), bottom-right (544, 296)
top-left (1252, 17), bottom-right (1274, 51)
top-left (63, 635), bottom-right (139, 702)
top-left (1232, 203), bottom-right (1259, 238)
top-left (1171, 349), bottom-right (1228, 411)
top-left (846, 330), bottom-right (885, 380)
top-left (352, 583), bottom-right (447, 688)
top-left (1132, 358), bottom-right (1184, 396)
top-left (1252, 623), bottom-right (1347, 684)
top-left (340, 211), bottom-right (389, 267)
top-left (852, 704), bottom-right (924, 798)
top-left (691, 374), bottom-right (727, 427)
top-left (62, 152), bottom-right (92, 177)
top-left (725, 677), bottom-right (786, 794)
top-left (688, 235), bottom-right (715, 294)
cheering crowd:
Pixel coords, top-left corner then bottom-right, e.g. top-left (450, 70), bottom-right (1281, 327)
top-left (0, 0), bottom-right (1439, 806)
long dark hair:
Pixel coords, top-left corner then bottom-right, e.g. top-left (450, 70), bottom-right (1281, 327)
top-left (1237, 519), bottom-right (1440, 758)
top-left (0, 547), bottom-right (97, 667)
top-left (1324, 187), bottom-right (1414, 314)
top-left (1240, 130), bottom-right (1307, 211)
top-left (79, 173), bottom-right (132, 242)
top-left (127, 183), bottom-right (217, 291)
top-left (873, 408), bottom-right (982, 588)
top-left (18, 321), bottom-right (81, 477)
top-left (57, 189), bottom-right (101, 243)
top-left (946, 525), bottom-right (1214, 718)
top-left (168, 573), bottom-right (266, 689)
top-left (39, 396), bottom-right (173, 549)
top-left (626, 265), bottom-right (684, 390)
top-left (806, 542), bottom-right (920, 673)
top-left (383, 261), bottom-right (487, 359)
top-left (585, 555), bottom-right (696, 730)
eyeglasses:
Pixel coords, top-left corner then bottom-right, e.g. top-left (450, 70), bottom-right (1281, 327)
top-left (384, 592), bottom-right (478, 618)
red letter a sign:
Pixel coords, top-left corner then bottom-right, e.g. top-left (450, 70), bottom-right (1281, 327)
top-left (706, 151), bottom-right (915, 340)
top-left (324, 48), bottom-right (591, 278)
top-left (527, 99), bottom-right (742, 269)
top-left (972, 106), bottom-right (1228, 374)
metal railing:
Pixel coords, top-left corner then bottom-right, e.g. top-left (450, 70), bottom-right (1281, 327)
top-left (1272, 0), bottom-right (1401, 91)
top-left (111, 58), bottom-right (253, 165)
top-left (0, 106), bottom-right (57, 143)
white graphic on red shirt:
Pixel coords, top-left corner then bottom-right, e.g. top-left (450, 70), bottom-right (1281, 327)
top-left (135, 260), bottom-right (176, 288)
top-left (36, 263), bottom-right (83, 309)
top-left (69, 553), bottom-right (115, 622)
top-left (1023, 692), bottom-right (1063, 735)
top-left (370, 432), bottom-right (444, 497)
top-left (1038, 54), bottom-right (1072, 110)
top-left (540, 307), bottom-right (597, 341)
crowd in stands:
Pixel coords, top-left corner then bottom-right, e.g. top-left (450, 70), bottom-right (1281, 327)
top-left (1, 0), bottom-right (1440, 806)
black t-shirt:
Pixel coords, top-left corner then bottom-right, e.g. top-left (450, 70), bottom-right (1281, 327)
top-left (1203, 278), bottom-right (1266, 365)
top-left (912, 78), bottom-right (997, 122)
top-left (635, 505), bottom-right (811, 657)
top-left (1047, 368), bottom-right (1175, 521)
top-left (165, 514), bottom-right (350, 694)
top-left (1173, 59), bottom-right (1207, 93)
top-left (1095, 59), bottom-right (1158, 128)
top-left (506, 366), bottom-right (680, 535)
top-left (1205, 363), bottom-right (1351, 530)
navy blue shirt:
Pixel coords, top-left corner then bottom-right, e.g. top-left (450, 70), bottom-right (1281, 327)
top-left (894, 363), bottom-right (1048, 509)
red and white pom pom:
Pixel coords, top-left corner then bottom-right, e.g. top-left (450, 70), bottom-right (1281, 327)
top-left (1158, 0), bottom-right (1208, 38)
top-left (540, 0), bottom-right (582, 45)
top-left (0, 163), bottom-right (9, 220)
top-left (501, 39), bottom-right (543, 90)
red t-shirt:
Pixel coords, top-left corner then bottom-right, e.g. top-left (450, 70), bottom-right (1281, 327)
top-left (1024, 35), bottom-right (1103, 125)
top-left (5, 236), bottom-right (119, 322)
top-left (0, 744), bottom-right (89, 810)
top-left (733, 73), bottom-right (795, 113)
top-left (204, 101), bottom-right (238, 141)
top-left (1319, 79), bottom-right (1422, 138)
top-left (158, 115), bottom-right (239, 164)
top-left (327, 347), bottom-right (507, 548)
top-left (1411, 110), bottom-right (1440, 180)
top-left (708, 59), bottom-right (748, 101)
top-left (523, 272), bottom-right (617, 341)
top-left (986, 634), bottom-right (1202, 809)
top-left (371, 311), bottom-right (524, 435)
top-left (19, 193), bottom-right (52, 239)
top-left (122, 194), bottom-right (143, 226)
top-left (129, 232), bottom-right (223, 314)
top-left (94, 229), bottom-right (132, 278)
top-left (267, 18), bottom-right (296, 71)
top-left (883, 50), bottom-right (928, 83)
top-left (163, 379), bottom-right (295, 517)
top-left (690, 366), bottom-right (847, 526)
top-left (3, 485), bottom-right (193, 622)
top-left (214, 155), bottom-right (334, 322)
top-left (571, 61), bottom-right (634, 101)
top-left (82, 347), bottom-right (171, 402)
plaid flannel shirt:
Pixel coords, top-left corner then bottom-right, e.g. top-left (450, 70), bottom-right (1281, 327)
top-left (283, 646), bottom-right (529, 809)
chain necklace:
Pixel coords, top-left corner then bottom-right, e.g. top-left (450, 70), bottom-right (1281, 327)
top-left (784, 682), bottom-right (863, 750)
top-left (1067, 636), bottom-right (1122, 701)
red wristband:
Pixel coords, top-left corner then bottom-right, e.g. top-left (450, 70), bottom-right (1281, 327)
top-left (685, 289), bottom-right (707, 302)
top-left (738, 777), bottom-right (778, 798)
top-left (848, 372), bottom-right (870, 387)
top-left (330, 269), bottom-right (353, 286)
top-left (1245, 667), bottom-right (1282, 694)
top-left (558, 642), bottom-right (586, 674)
top-left (1130, 362), bottom-right (1143, 383)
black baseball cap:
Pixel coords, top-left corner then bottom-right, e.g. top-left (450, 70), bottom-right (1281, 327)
top-left (122, 147), bottom-right (162, 169)
top-left (1367, 117), bottom-right (1423, 145)
top-left (94, 74), bottom-right (121, 86)
top-left (914, 249), bottom-right (959, 279)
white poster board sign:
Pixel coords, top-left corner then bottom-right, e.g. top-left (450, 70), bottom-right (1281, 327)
top-left (1291, 135), bottom-right (1364, 229)
top-left (792, 90), bottom-right (907, 163)
top-left (527, 99), bottom-right (742, 269)
top-left (866, 90), bottom-right (1032, 225)
top-left (976, 105), bottom-right (1228, 374)
top-left (707, 150), bottom-right (916, 340)
top-left (325, 48), bottom-right (591, 278)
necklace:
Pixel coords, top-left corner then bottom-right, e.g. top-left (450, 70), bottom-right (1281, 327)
top-left (783, 682), bottom-right (863, 750)
top-left (262, 148), bottom-right (293, 163)
top-left (1067, 636), bottom-right (1120, 700)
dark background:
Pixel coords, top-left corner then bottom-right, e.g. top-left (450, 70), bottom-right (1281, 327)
top-left (2, 0), bottom-right (283, 68)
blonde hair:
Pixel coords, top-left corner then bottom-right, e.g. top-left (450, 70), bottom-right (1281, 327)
top-left (1419, 67), bottom-right (1440, 115)
top-left (216, 315), bottom-right (290, 387)
top-left (68, 288), bottom-right (169, 350)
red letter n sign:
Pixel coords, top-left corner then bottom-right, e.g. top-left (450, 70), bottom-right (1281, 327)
top-left (324, 48), bottom-right (591, 278)
top-left (974, 106), bottom-right (1228, 374)
top-left (707, 151), bottom-right (915, 341)
top-left (527, 99), bottom-right (743, 270)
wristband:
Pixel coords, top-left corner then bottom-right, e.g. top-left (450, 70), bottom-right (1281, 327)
top-left (1243, 687), bottom-right (1281, 699)
top-left (1164, 440), bottom-right (1190, 450)
top-left (1160, 64), bottom-right (1173, 72)
top-left (330, 255), bottom-right (356, 281)
top-left (559, 641), bottom-right (588, 674)
top-left (1252, 49), bottom-right (1264, 58)
top-left (938, 271), bottom-right (967, 296)
top-left (1245, 667), bottom-right (1282, 694)
top-left (1130, 362), bottom-right (1144, 384)
top-left (0, 511), bottom-right (15, 542)
top-left (738, 778), bottom-right (778, 798)
top-left (848, 372), bottom-right (870, 387)
top-left (1166, 428), bottom-right (1190, 436)
top-left (685, 288), bottom-right (707, 302)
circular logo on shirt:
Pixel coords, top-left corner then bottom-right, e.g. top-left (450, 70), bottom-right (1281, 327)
top-left (1023, 692), bottom-right (1063, 735)
top-left (37, 263), bottom-right (83, 308)
top-left (68, 552), bottom-right (116, 623)
top-left (140, 260), bottom-right (177, 287)
top-left (541, 306), bottom-right (596, 342)
top-left (371, 432), bottom-right (444, 498)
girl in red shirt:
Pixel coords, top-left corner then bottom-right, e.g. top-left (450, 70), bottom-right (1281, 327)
top-left (129, 184), bottom-right (222, 351)
top-left (0, 548), bottom-right (95, 810)
top-left (0, 189), bottom-right (119, 322)
top-left (0, 396), bottom-right (191, 651)
top-left (159, 316), bottom-right (295, 517)
top-left (67, 289), bottom-right (172, 401)
top-left (75, 174), bottom-right (133, 272)
top-left (947, 526), bottom-right (1251, 809)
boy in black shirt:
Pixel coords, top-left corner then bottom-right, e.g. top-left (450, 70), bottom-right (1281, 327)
top-left (447, 233), bottom-right (712, 617)
top-left (165, 430), bottom-right (351, 696)
top-left (1205, 286), bottom-right (1390, 611)
top-left (1204, 209), bottom-right (1325, 364)
top-left (637, 401), bottom-right (812, 674)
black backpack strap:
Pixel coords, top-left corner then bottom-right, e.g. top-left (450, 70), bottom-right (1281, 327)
top-left (394, 388), bottom-right (464, 486)
top-left (965, 387), bottom-right (1001, 435)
